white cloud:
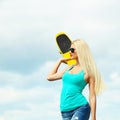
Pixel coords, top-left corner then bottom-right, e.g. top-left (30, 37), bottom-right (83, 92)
top-left (0, 86), bottom-right (61, 120)
top-left (108, 72), bottom-right (120, 88)
top-left (0, 117), bottom-right (4, 120)
top-left (96, 72), bottom-right (120, 120)
top-left (0, 84), bottom-right (60, 104)
top-left (0, 61), bottom-right (56, 86)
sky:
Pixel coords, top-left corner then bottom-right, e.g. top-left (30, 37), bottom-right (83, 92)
top-left (0, 0), bottom-right (120, 120)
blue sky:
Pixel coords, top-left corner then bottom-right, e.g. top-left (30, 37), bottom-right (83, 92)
top-left (0, 0), bottom-right (120, 119)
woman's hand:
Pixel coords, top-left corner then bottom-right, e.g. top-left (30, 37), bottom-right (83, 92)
top-left (59, 57), bottom-right (74, 64)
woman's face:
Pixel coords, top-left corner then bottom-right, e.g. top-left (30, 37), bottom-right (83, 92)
top-left (69, 44), bottom-right (78, 59)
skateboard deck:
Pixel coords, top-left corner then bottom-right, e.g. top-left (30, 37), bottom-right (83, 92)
top-left (55, 32), bottom-right (76, 65)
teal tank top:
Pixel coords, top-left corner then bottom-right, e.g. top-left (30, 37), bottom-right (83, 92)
top-left (60, 67), bottom-right (88, 112)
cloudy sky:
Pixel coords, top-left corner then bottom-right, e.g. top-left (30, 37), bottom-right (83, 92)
top-left (0, 0), bottom-right (120, 120)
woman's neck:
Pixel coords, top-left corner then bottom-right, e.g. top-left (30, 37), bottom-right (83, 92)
top-left (75, 59), bottom-right (80, 66)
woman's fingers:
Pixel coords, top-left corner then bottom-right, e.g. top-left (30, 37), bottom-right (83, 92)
top-left (60, 57), bottom-right (74, 64)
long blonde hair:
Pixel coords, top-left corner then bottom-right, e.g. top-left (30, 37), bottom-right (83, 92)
top-left (72, 39), bottom-right (105, 95)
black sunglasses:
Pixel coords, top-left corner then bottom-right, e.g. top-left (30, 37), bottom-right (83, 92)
top-left (69, 48), bottom-right (75, 53)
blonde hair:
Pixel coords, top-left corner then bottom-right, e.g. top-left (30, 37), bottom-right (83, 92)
top-left (72, 39), bottom-right (105, 95)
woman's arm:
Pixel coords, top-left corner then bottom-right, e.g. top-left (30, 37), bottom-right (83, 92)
top-left (47, 58), bottom-right (70, 81)
top-left (89, 76), bottom-right (96, 120)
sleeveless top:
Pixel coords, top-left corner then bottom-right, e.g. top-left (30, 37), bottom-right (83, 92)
top-left (60, 67), bottom-right (88, 112)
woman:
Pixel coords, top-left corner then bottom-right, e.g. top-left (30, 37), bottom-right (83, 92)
top-left (47, 39), bottom-right (105, 120)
